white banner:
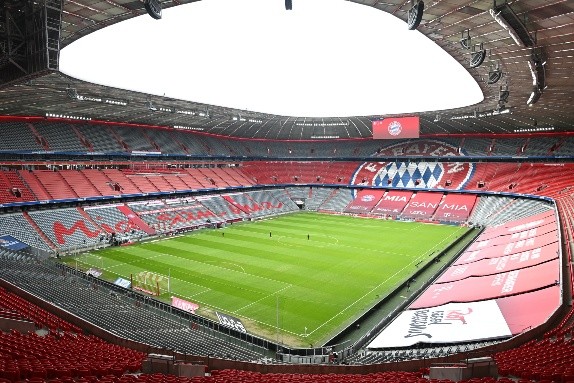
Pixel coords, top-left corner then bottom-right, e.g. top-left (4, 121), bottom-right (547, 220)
top-left (368, 300), bottom-right (511, 348)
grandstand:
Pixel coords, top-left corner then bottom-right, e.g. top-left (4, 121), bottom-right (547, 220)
top-left (1, 0), bottom-right (574, 382)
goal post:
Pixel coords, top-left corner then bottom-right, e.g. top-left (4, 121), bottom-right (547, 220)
top-left (132, 271), bottom-right (170, 296)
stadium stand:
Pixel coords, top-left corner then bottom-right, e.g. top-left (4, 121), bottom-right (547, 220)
top-left (31, 170), bottom-right (79, 200)
top-left (317, 189), bottom-right (354, 212)
top-left (0, 258), bottom-right (266, 361)
top-left (28, 208), bottom-right (103, 251)
top-left (302, 187), bottom-right (333, 210)
top-left (34, 122), bottom-right (86, 152)
top-left (1, 133), bottom-right (574, 379)
top-left (4, 0), bottom-right (574, 378)
top-left (0, 213), bottom-right (53, 251)
top-left (83, 204), bottom-right (148, 237)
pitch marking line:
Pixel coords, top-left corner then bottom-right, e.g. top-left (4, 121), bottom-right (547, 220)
top-left (105, 248), bottom-right (292, 291)
top-left (233, 285), bottom-right (293, 315)
top-left (305, 226), bottom-right (467, 338)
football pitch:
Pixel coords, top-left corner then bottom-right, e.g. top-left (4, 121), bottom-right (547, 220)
top-left (66, 212), bottom-right (467, 347)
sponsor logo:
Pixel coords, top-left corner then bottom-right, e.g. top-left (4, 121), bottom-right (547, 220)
top-left (114, 277), bottom-right (131, 288)
top-left (361, 194), bottom-right (375, 202)
top-left (384, 195), bottom-right (407, 202)
top-left (172, 296), bottom-right (199, 314)
top-left (440, 204), bottom-right (469, 211)
top-left (86, 268), bottom-right (102, 277)
top-left (0, 235), bottom-right (29, 250)
top-left (53, 220), bottom-right (100, 244)
top-left (216, 312), bottom-right (247, 333)
top-left (405, 307), bottom-right (473, 339)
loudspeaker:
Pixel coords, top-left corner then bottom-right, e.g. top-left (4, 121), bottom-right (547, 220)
top-left (145, 0), bottom-right (162, 20)
top-left (285, 0), bottom-right (292, 10)
top-left (407, 1), bottom-right (424, 30)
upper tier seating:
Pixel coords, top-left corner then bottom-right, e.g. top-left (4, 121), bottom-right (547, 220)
top-left (4, 120), bottom-right (574, 158)
top-left (0, 122), bottom-right (43, 151)
top-left (33, 122), bottom-right (85, 152)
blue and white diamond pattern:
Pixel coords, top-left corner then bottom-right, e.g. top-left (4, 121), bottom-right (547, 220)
top-left (373, 161), bottom-right (444, 188)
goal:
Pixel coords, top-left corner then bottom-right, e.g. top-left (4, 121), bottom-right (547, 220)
top-left (132, 271), bottom-right (169, 296)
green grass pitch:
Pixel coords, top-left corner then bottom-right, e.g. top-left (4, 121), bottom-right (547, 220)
top-left (67, 212), bottom-right (467, 347)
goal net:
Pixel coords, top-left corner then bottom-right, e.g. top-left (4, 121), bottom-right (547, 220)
top-left (132, 271), bottom-right (169, 296)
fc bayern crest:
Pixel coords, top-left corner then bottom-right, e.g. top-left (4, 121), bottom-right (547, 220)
top-left (351, 140), bottom-right (475, 190)
top-left (388, 121), bottom-right (402, 136)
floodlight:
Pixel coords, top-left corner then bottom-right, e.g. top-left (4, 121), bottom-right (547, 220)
top-left (144, 0), bottom-right (162, 20)
top-left (407, 1), bottom-right (424, 30)
top-left (460, 30), bottom-right (471, 50)
top-left (488, 69), bottom-right (503, 84)
top-left (499, 89), bottom-right (509, 103)
top-left (470, 44), bottom-right (486, 68)
top-left (527, 86), bottom-right (541, 106)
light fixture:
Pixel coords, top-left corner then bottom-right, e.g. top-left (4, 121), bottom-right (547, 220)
top-left (174, 125), bottom-right (204, 131)
top-left (45, 112), bottom-right (91, 121)
top-left (489, 4), bottom-right (534, 48)
top-left (66, 87), bottom-right (79, 100)
top-left (526, 48), bottom-right (546, 106)
top-left (147, 100), bottom-right (157, 111)
top-left (514, 126), bottom-right (554, 133)
top-left (499, 86), bottom-right (509, 103)
top-left (310, 135), bottom-right (340, 139)
top-left (470, 43), bottom-right (486, 68)
top-left (144, 0), bottom-right (162, 20)
top-left (460, 30), bottom-right (471, 50)
top-left (488, 62), bottom-right (503, 84)
top-left (433, 114), bottom-right (441, 122)
top-left (407, 1), bottom-right (425, 30)
top-left (526, 86), bottom-right (541, 106)
top-left (295, 121), bottom-right (349, 127)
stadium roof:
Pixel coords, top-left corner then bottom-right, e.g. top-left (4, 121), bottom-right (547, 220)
top-left (1, 0), bottom-right (573, 139)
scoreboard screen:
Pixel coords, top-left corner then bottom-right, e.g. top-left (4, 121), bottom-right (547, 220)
top-left (373, 116), bottom-right (420, 139)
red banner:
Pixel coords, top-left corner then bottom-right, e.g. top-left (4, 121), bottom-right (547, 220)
top-left (409, 259), bottom-right (559, 309)
top-left (495, 285), bottom-right (561, 334)
top-left (344, 189), bottom-right (385, 213)
top-left (467, 229), bottom-right (558, 253)
top-left (372, 117), bottom-right (420, 139)
top-left (480, 211), bottom-right (556, 240)
top-left (434, 194), bottom-right (477, 222)
top-left (373, 190), bottom-right (413, 215)
top-left (437, 242), bottom-right (558, 283)
top-left (372, 190), bottom-right (413, 215)
top-left (401, 192), bottom-right (443, 219)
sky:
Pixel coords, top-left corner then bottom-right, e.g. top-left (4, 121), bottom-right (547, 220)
top-left (59, 0), bottom-right (483, 118)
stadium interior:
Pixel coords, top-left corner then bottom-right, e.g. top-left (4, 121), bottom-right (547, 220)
top-left (1, 0), bottom-right (574, 382)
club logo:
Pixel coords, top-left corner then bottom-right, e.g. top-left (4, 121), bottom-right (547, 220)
top-left (388, 120), bottom-right (402, 136)
top-left (351, 140), bottom-right (474, 190)
top-left (361, 194), bottom-right (375, 202)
